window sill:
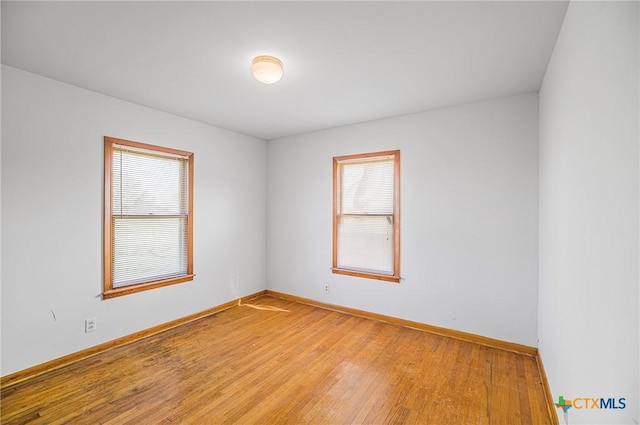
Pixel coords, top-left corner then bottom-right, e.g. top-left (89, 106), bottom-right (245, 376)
top-left (103, 274), bottom-right (195, 299)
top-left (331, 268), bottom-right (400, 283)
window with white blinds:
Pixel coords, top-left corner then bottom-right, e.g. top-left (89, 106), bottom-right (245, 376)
top-left (333, 150), bottom-right (400, 282)
top-left (104, 137), bottom-right (194, 299)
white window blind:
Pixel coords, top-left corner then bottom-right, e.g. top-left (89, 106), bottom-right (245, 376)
top-left (334, 151), bottom-right (399, 280)
top-left (111, 145), bottom-right (189, 288)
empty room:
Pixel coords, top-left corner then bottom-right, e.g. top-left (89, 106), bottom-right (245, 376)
top-left (1, 1), bottom-right (638, 424)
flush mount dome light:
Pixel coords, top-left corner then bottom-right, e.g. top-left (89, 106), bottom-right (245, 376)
top-left (251, 55), bottom-right (284, 84)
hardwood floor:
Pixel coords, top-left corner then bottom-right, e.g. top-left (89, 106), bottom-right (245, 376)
top-left (1, 296), bottom-right (554, 424)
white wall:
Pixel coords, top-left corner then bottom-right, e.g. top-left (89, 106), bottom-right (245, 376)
top-left (1, 65), bottom-right (267, 375)
top-left (539, 2), bottom-right (639, 424)
top-left (267, 93), bottom-right (539, 346)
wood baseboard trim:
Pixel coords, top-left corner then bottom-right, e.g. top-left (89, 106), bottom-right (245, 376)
top-left (2, 289), bottom-right (539, 389)
top-left (0, 290), bottom-right (267, 389)
top-left (536, 351), bottom-right (560, 425)
top-left (266, 290), bottom-right (538, 357)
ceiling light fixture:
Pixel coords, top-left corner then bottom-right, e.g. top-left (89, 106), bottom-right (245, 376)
top-left (251, 55), bottom-right (284, 84)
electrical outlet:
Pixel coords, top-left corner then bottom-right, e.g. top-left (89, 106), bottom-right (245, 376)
top-left (323, 284), bottom-right (330, 293)
top-left (85, 318), bottom-right (96, 333)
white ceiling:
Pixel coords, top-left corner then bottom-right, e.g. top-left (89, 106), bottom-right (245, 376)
top-left (1, 1), bottom-right (569, 140)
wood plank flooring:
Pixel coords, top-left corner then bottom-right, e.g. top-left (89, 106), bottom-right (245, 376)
top-left (1, 296), bottom-right (554, 424)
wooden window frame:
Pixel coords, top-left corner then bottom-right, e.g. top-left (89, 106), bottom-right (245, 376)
top-left (332, 150), bottom-right (400, 283)
top-left (103, 136), bottom-right (194, 299)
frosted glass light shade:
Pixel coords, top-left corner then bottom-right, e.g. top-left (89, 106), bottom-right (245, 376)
top-left (251, 55), bottom-right (284, 84)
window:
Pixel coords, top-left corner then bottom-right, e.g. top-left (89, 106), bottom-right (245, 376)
top-left (332, 150), bottom-right (400, 282)
top-left (103, 137), bottom-right (194, 299)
